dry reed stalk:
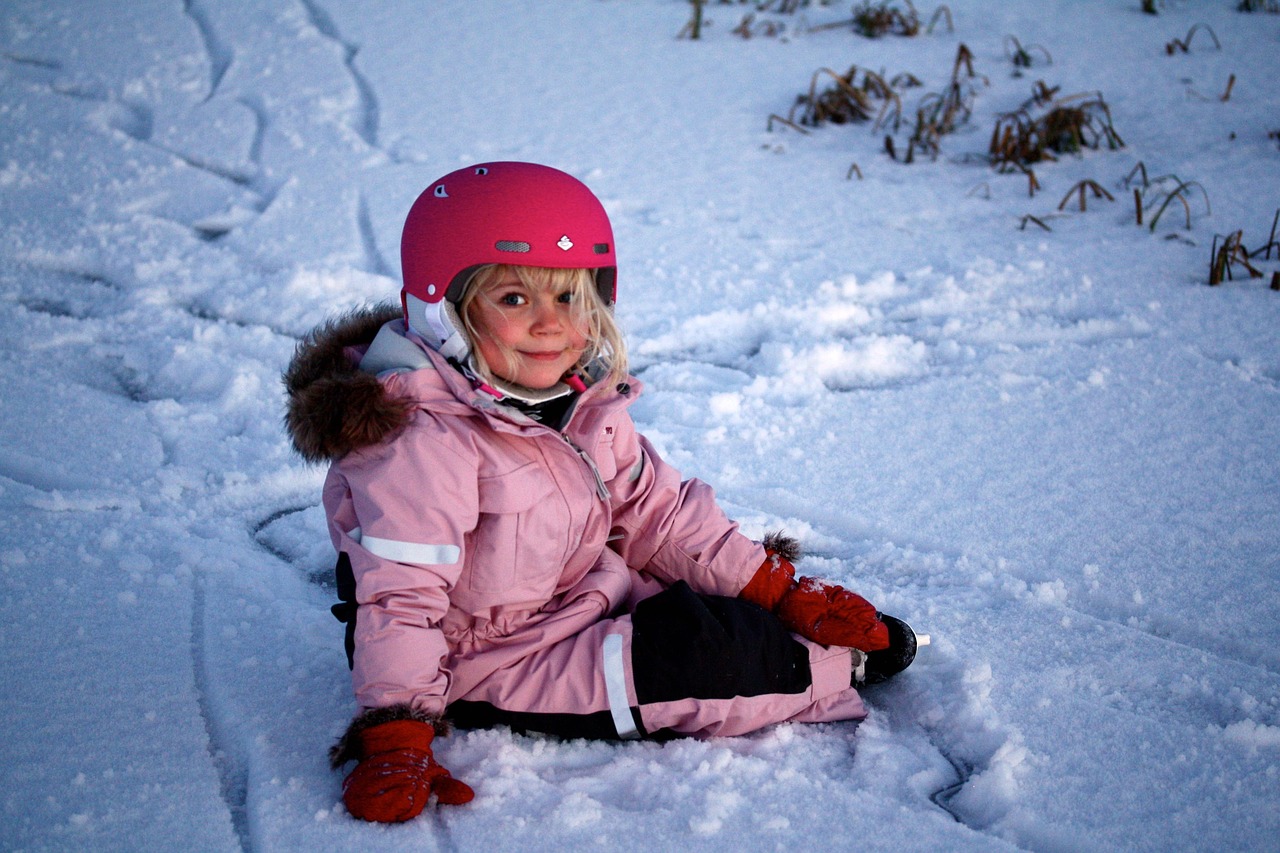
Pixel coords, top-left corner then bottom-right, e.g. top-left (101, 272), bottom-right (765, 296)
top-left (1004, 35), bottom-right (1053, 69)
top-left (1209, 230), bottom-right (1262, 285)
top-left (678, 0), bottom-right (705, 40)
top-left (926, 5), bottom-right (954, 33)
top-left (1058, 179), bottom-right (1115, 212)
top-left (1165, 23), bottom-right (1221, 54)
top-left (1142, 177), bottom-right (1210, 231)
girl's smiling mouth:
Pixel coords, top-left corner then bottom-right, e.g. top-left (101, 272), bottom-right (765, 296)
top-left (521, 350), bottom-right (567, 361)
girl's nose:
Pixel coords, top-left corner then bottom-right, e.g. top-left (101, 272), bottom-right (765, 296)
top-left (530, 297), bottom-right (563, 332)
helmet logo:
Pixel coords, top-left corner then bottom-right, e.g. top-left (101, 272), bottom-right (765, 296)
top-left (557, 235), bottom-right (574, 251)
top-left (434, 185), bottom-right (448, 198)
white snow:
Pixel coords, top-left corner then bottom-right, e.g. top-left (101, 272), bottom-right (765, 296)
top-left (2, 0), bottom-right (1279, 850)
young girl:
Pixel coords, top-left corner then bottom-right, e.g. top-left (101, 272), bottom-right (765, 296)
top-left (284, 162), bottom-right (918, 823)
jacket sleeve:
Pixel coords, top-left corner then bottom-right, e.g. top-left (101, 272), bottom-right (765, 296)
top-left (323, 413), bottom-right (479, 716)
top-left (602, 411), bottom-right (764, 598)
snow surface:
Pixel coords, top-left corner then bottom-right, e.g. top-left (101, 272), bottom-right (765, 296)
top-left (2, 0), bottom-right (1279, 850)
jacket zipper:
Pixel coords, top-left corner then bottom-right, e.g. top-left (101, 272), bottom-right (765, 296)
top-left (561, 433), bottom-right (611, 502)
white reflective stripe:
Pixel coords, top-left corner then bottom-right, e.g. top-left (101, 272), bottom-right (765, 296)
top-left (361, 535), bottom-right (460, 566)
top-left (347, 526), bottom-right (362, 543)
top-left (602, 634), bottom-right (639, 740)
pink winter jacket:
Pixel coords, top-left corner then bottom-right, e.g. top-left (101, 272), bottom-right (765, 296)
top-left (320, 317), bottom-right (765, 716)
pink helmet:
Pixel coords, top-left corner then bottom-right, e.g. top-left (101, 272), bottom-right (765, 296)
top-left (400, 161), bottom-right (617, 360)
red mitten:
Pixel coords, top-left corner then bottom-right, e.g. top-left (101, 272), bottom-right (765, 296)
top-left (775, 576), bottom-right (889, 651)
top-left (739, 547), bottom-right (797, 612)
top-left (740, 537), bottom-right (890, 652)
top-left (340, 719), bottom-right (473, 822)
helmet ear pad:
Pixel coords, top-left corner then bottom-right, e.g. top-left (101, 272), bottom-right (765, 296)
top-left (445, 264), bottom-right (483, 304)
top-left (594, 267), bottom-right (617, 308)
top-left (403, 292), bottom-right (471, 362)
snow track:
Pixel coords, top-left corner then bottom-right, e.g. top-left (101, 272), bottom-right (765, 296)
top-left (193, 571), bottom-right (253, 853)
top-left (298, 0), bottom-right (380, 150)
top-left (183, 0), bottom-right (233, 104)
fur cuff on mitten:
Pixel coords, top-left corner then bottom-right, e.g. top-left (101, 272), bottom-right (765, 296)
top-left (741, 531), bottom-right (803, 611)
top-left (762, 531), bottom-right (802, 562)
top-left (329, 704), bottom-right (447, 769)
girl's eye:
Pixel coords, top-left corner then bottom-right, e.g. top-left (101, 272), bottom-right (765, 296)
top-left (556, 292), bottom-right (573, 304)
top-left (498, 293), bottom-right (526, 306)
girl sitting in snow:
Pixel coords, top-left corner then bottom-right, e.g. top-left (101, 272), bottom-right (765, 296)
top-left (284, 162), bottom-right (918, 823)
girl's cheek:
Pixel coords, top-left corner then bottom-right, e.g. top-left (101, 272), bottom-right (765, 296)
top-left (472, 309), bottom-right (507, 340)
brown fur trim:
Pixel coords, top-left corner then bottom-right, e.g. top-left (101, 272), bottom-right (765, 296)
top-left (329, 704), bottom-right (447, 769)
top-left (282, 303), bottom-right (415, 463)
top-left (762, 531), bottom-right (802, 562)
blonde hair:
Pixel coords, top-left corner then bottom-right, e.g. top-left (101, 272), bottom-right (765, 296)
top-left (458, 264), bottom-right (629, 389)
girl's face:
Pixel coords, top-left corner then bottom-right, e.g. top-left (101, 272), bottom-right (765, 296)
top-left (467, 269), bottom-right (589, 390)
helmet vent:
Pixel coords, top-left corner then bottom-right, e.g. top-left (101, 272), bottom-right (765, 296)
top-left (593, 243), bottom-right (610, 254)
top-left (495, 240), bottom-right (531, 253)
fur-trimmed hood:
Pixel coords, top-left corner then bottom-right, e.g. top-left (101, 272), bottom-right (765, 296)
top-left (283, 303), bottom-right (417, 464)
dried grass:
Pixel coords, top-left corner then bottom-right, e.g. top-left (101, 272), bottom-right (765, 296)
top-left (814, 1), bottom-right (952, 37)
top-left (884, 44), bottom-right (984, 164)
top-left (853, 0), bottom-right (921, 37)
top-left (773, 65), bottom-right (904, 132)
top-left (989, 88), bottom-right (1124, 169)
top-left (1209, 231), bottom-right (1262, 285)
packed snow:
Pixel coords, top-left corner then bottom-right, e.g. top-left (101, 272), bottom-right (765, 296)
top-left (2, 1), bottom-right (1279, 850)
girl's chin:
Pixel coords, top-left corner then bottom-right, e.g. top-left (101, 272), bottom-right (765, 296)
top-left (511, 353), bottom-right (581, 386)
top-left (497, 364), bottom-right (572, 390)
top-left (520, 374), bottom-right (568, 390)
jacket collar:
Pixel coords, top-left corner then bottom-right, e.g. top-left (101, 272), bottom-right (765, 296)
top-left (283, 304), bottom-right (637, 462)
